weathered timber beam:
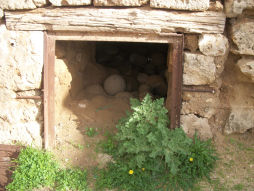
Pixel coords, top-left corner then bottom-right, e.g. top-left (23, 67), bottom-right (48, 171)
top-left (5, 8), bottom-right (226, 34)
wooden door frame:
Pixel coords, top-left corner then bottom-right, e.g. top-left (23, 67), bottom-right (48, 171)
top-left (43, 31), bottom-right (183, 149)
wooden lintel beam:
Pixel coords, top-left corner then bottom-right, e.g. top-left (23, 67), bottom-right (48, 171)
top-left (5, 8), bottom-right (226, 34)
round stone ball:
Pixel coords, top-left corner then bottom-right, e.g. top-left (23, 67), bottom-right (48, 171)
top-left (104, 74), bottom-right (126, 95)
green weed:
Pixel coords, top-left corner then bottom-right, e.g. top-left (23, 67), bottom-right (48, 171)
top-left (95, 94), bottom-right (218, 191)
top-left (232, 183), bottom-right (244, 191)
top-left (85, 127), bottom-right (98, 137)
top-left (6, 146), bottom-right (89, 191)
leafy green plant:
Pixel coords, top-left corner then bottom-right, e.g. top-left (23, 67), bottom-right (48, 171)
top-left (95, 94), bottom-right (218, 191)
top-left (85, 127), bottom-right (98, 137)
top-left (96, 132), bottom-right (116, 155)
top-left (6, 147), bottom-right (89, 191)
top-left (6, 147), bottom-right (59, 191)
top-left (55, 168), bottom-right (89, 191)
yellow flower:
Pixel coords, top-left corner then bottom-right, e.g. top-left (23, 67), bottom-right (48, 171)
top-left (142, 168), bottom-right (145, 171)
top-left (189, 157), bottom-right (194, 162)
top-left (129, 170), bottom-right (134, 175)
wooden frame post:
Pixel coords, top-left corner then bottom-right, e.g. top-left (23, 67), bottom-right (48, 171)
top-left (170, 37), bottom-right (184, 129)
top-left (43, 32), bottom-right (56, 149)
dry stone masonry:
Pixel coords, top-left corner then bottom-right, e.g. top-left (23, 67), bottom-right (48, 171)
top-left (183, 52), bottom-right (216, 85)
top-left (49, 0), bottom-right (91, 6)
top-left (199, 34), bottom-right (229, 56)
top-left (225, 0), bottom-right (254, 17)
top-left (223, 1), bottom-right (254, 134)
top-left (237, 57), bottom-right (254, 82)
top-left (150, 0), bottom-right (210, 11)
top-left (94, 0), bottom-right (149, 6)
top-left (0, 22), bottom-right (43, 147)
top-left (0, 0), bottom-right (253, 147)
top-left (0, 8), bottom-right (3, 18)
top-left (230, 18), bottom-right (254, 56)
top-left (0, 0), bottom-right (38, 10)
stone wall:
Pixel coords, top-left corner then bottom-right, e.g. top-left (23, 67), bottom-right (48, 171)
top-left (0, 21), bottom-right (43, 147)
top-left (181, 32), bottom-right (229, 139)
top-left (0, 0), bottom-right (253, 146)
top-left (223, 0), bottom-right (254, 134)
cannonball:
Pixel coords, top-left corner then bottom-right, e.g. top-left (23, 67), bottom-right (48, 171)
top-left (137, 73), bottom-right (148, 84)
top-left (104, 74), bottom-right (126, 95)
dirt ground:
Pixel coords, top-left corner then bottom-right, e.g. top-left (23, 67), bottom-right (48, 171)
top-left (195, 131), bottom-right (254, 191)
top-left (53, 94), bottom-right (130, 169)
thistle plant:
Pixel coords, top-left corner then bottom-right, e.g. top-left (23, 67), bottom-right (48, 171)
top-left (95, 94), bottom-right (218, 191)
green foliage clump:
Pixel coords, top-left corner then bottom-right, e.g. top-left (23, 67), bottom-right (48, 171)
top-left (55, 168), bottom-right (88, 191)
top-left (6, 147), bottom-right (59, 191)
top-left (85, 127), bottom-right (98, 137)
top-left (95, 94), bottom-right (218, 191)
top-left (6, 147), bottom-right (89, 191)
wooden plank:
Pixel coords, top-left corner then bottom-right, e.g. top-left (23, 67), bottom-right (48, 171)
top-left (170, 36), bottom-right (183, 129)
top-left (0, 145), bottom-right (20, 190)
top-left (51, 31), bottom-right (183, 43)
top-left (5, 8), bottom-right (226, 34)
top-left (43, 32), bottom-right (56, 149)
top-left (0, 145), bottom-right (20, 152)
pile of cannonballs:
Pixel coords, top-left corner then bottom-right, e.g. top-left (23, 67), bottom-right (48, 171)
top-left (89, 42), bottom-right (168, 99)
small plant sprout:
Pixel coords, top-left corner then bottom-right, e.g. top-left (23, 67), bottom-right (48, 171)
top-left (85, 127), bottom-right (98, 137)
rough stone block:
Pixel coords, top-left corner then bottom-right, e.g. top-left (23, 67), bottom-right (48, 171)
top-left (0, 88), bottom-right (42, 147)
top-left (0, 24), bottom-right (43, 91)
top-left (231, 18), bottom-right (254, 55)
top-left (208, 0), bottom-right (224, 12)
top-left (150, 0), bottom-right (210, 11)
top-left (225, 0), bottom-right (254, 18)
top-left (225, 108), bottom-right (254, 134)
top-left (199, 34), bottom-right (229, 56)
top-left (181, 114), bottom-right (213, 140)
top-left (0, 0), bottom-right (37, 10)
top-left (181, 92), bottom-right (219, 118)
top-left (183, 52), bottom-right (216, 85)
top-left (33, 0), bottom-right (48, 7)
top-left (94, 0), bottom-right (148, 6)
top-left (237, 57), bottom-right (254, 82)
top-left (0, 8), bottom-right (3, 18)
top-left (184, 34), bottom-right (199, 53)
top-left (49, 0), bottom-right (91, 6)
top-left (0, 121), bottom-right (42, 147)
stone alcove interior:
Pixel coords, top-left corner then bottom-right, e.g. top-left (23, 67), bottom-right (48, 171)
top-left (51, 40), bottom-right (173, 166)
